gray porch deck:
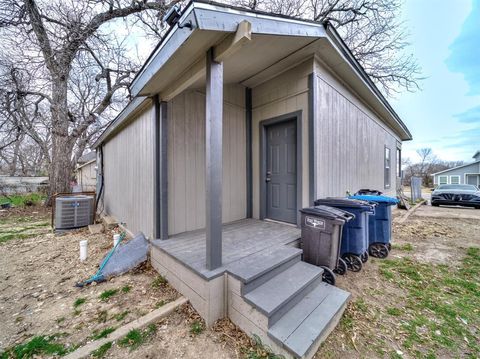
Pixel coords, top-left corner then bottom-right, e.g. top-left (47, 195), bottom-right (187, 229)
top-left (151, 219), bottom-right (301, 280)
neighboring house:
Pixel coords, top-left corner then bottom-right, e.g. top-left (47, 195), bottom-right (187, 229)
top-left (75, 152), bottom-right (96, 192)
top-left (93, 2), bottom-right (412, 358)
top-left (432, 151), bottom-right (480, 187)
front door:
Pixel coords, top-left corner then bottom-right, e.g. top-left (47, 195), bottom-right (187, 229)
top-left (265, 120), bottom-right (297, 224)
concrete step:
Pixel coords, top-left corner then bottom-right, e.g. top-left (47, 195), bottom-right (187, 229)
top-left (243, 261), bottom-right (323, 326)
top-left (227, 246), bottom-right (302, 295)
top-left (268, 282), bottom-right (351, 358)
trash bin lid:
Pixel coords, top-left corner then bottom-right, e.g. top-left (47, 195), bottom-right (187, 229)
top-left (315, 197), bottom-right (375, 211)
top-left (301, 205), bottom-right (355, 222)
top-left (349, 195), bottom-right (399, 205)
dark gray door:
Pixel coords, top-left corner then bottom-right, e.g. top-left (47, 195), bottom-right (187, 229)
top-left (265, 120), bottom-right (297, 224)
top-left (466, 174), bottom-right (479, 186)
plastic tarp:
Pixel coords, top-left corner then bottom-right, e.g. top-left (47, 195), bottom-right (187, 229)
top-left (76, 232), bottom-right (148, 286)
top-left (99, 232), bottom-right (149, 279)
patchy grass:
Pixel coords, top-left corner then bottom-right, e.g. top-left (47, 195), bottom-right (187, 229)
top-left (91, 342), bottom-right (112, 358)
top-left (155, 300), bottom-right (166, 309)
top-left (91, 327), bottom-right (115, 340)
top-left (0, 221), bottom-right (50, 244)
top-left (121, 285), bottom-right (131, 293)
top-left (0, 193), bottom-right (46, 207)
top-left (242, 334), bottom-right (285, 359)
top-left (392, 243), bottom-right (414, 252)
top-left (118, 325), bottom-right (157, 351)
top-left (99, 289), bottom-right (118, 302)
top-left (73, 297), bottom-right (87, 309)
top-left (377, 248), bottom-right (480, 356)
top-left (190, 320), bottom-right (204, 335)
top-left (0, 335), bottom-right (69, 358)
top-left (151, 275), bottom-right (168, 288)
top-left (114, 311), bottom-right (129, 322)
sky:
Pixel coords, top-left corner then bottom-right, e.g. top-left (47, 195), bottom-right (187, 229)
top-left (391, 0), bottom-right (480, 163)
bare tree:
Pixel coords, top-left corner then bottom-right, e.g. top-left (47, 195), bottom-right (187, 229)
top-left (224, 0), bottom-right (422, 95)
top-left (0, 0), bottom-right (177, 203)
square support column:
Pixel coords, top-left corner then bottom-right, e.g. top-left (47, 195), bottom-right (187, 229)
top-left (154, 96), bottom-right (169, 240)
top-left (205, 47), bottom-right (223, 270)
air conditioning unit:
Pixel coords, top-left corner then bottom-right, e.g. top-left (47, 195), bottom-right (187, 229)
top-left (55, 195), bottom-right (94, 230)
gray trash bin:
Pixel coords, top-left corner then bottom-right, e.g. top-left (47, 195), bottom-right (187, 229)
top-left (300, 205), bottom-right (355, 285)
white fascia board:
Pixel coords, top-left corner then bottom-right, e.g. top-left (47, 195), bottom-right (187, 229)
top-left (193, 2), bottom-right (326, 37)
top-left (130, 4), bottom-right (198, 97)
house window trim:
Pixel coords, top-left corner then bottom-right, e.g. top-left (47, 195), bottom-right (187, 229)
top-left (384, 146), bottom-right (391, 189)
top-left (450, 175), bottom-right (460, 185)
top-left (438, 175), bottom-right (448, 185)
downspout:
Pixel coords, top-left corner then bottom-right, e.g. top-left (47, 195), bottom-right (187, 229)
top-left (96, 145), bottom-right (104, 210)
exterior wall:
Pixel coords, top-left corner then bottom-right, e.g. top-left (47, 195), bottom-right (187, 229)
top-left (76, 161), bottom-right (96, 192)
top-left (252, 59), bottom-right (313, 219)
top-left (313, 58), bottom-right (402, 197)
top-left (433, 162), bottom-right (480, 185)
top-left (168, 85), bottom-right (247, 235)
top-left (102, 103), bottom-right (155, 238)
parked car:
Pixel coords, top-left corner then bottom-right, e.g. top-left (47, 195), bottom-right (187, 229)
top-left (431, 184), bottom-right (480, 208)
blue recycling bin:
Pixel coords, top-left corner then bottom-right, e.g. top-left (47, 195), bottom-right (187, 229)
top-left (349, 194), bottom-right (399, 258)
top-left (314, 198), bottom-right (375, 272)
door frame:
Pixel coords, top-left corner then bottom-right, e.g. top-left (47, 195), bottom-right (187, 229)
top-left (259, 110), bottom-right (303, 226)
top-left (465, 173), bottom-right (480, 187)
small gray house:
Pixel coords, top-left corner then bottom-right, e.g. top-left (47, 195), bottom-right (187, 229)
top-left (93, 2), bottom-right (411, 357)
top-left (432, 151), bottom-right (480, 187)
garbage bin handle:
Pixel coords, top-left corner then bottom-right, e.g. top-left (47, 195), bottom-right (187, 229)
top-left (342, 212), bottom-right (355, 221)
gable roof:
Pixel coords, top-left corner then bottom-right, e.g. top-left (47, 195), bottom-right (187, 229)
top-left (95, 0), bottom-right (411, 147)
top-left (432, 160), bottom-right (480, 176)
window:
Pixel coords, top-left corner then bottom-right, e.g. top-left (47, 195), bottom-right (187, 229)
top-left (384, 147), bottom-right (391, 188)
top-left (396, 147), bottom-right (402, 178)
top-left (438, 176), bottom-right (448, 185)
top-left (450, 175), bottom-right (460, 185)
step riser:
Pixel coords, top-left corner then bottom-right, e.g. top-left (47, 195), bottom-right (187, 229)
top-left (298, 300), bottom-right (349, 359)
top-left (242, 254), bottom-right (301, 295)
top-left (268, 274), bottom-right (323, 327)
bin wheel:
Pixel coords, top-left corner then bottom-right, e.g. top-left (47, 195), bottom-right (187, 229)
top-left (387, 243), bottom-right (392, 251)
top-left (320, 266), bottom-right (336, 286)
top-left (334, 258), bottom-right (347, 275)
top-left (369, 243), bottom-right (389, 259)
top-left (361, 251), bottom-right (369, 263)
top-left (341, 254), bottom-right (363, 272)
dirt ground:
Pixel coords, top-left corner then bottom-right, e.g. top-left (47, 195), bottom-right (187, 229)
top-left (1, 204), bottom-right (479, 358)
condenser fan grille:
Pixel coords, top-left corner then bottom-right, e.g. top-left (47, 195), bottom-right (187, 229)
top-left (55, 195), bottom-right (94, 230)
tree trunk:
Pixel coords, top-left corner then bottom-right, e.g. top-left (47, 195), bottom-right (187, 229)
top-left (47, 77), bottom-right (74, 205)
top-left (8, 132), bottom-right (22, 176)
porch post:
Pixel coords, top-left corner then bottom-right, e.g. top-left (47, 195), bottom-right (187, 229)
top-left (153, 96), bottom-right (168, 240)
top-left (205, 47), bottom-right (223, 270)
top-left (159, 100), bottom-right (169, 240)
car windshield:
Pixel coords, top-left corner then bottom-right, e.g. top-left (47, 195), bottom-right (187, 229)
top-left (437, 184), bottom-right (478, 191)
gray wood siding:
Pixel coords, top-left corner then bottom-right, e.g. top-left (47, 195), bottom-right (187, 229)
top-left (434, 162), bottom-right (480, 185)
top-left (313, 59), bottom-right (401, 197)
top-left (252, 59), bottom-right (314, 219)
top-left (168, 85), bottom-right (246, 235)
top-left (102, 104), bottom-right (155, 238)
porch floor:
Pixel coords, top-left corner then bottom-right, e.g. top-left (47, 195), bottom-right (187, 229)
top-left (151, 219), bottom-right (301, 279)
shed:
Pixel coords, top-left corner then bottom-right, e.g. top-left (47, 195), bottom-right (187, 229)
top-left (93, 2), bottom-right (412, 357)
top-left (432, 151), bottom-right (480, 186)
top-left (75, 152), bottom-right (96, 192)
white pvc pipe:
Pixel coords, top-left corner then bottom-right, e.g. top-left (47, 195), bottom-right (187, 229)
top-left (79, 240), bottom-right (88, 261)
top-left (113, 234), bottom-right (121, 247)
